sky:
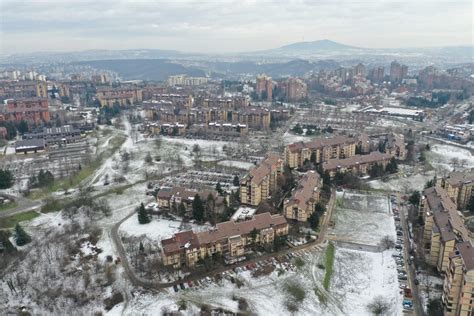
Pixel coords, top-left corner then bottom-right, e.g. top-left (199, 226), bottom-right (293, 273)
top-left (0, 0), bottom-right (472, 55)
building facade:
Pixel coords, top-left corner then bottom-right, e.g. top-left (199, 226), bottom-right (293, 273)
top-left (322, 151), bottom-right (391, 178)
top-left (240, 154), bottom-right (284, 206)
top-left (442, 242), bottom-right (474, 316)
top-left (421, 186), bottom-right (470, 272)
top-left (1, 98), bottom-right (50, 124)
top-left (256, 75), bottom-right (273, 101)
top-left (436, 170), bottom-right (474, 211)
top-left (161, 212), bottom-right (289, 268)
top-left (284, 136), bottom-right (357, 168)
top-left (96, 86), bottom-right (143, 107)
top-left (283, 171), bottom-right (322, 222)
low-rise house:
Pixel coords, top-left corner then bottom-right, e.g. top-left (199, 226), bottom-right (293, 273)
top-left (421, 186), bottom-right (470, 272)
top-left (437, 170), bottom-right (474, 210)
top-left (161, 212), bottom-right (289, 268)
top-left (283, 171), bottom-right (322, 222)
top-left (284, 135), bottom-right (357, 168)
top-left (240, 154), bottom-right (284, 206)
top-left (442, 242), bottom-right (474, 315)
top-left (322, 151), bottom-right (391, 178)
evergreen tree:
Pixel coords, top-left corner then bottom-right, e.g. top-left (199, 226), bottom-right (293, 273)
top-left (250, 228), bottom-right (259, 244)
top-left (139, 241), bottom-right (144, 252)
top-left (137, 202), bottom-right (150, 224)
top-left (0, 169), bottom-right (14, 189)
top-left (18, 120), bottom-right (29, 135)
top-left (308, 212), bottom-right (320, 230)
top-left (215, 182), bottom-right (223, 195)
top-left (233, 175), bottom-right (240, 187)
top-left (14, 223), bottom-right (31, 246)
top-left (192, 194), bottom-right (205, 222)
top-left (178, 202), bottom-right (186, 217)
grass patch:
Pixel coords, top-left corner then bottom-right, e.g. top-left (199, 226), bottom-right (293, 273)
top-left (293, 257), bottom-right (305, 269)
top-left (0, 201), bottom-right (18, 212)
top-left (314, 287), bottom-right (327, 305)
top-left (0, 211), bottom-right (39, 229)
top-left (335, 197), bottom-right (344, 208)
top-left (323, 242), bottom-right (335, 290)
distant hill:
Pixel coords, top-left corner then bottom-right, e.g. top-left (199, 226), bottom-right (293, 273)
top-left (278, 39), bottom-right (361, 51)
top-left (76, 59), bottom-right (206, 81)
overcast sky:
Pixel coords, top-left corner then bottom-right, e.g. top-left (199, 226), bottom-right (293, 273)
top-left (0, 0), bottom-right (472, 55)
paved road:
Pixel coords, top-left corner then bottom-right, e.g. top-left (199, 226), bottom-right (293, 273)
top-left (110, 189), bottom-right (336, 290)
top-left (398, 194), bottom-right (424, 316)
top-left (0, 193), bottom-right (42, 219)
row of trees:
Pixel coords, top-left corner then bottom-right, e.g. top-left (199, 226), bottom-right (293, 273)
top-left (0, 120), bottom-right (29, 140)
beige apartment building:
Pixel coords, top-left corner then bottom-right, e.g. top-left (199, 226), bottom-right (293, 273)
top-left (442, 242), bottom-right (474, 316)
top-left (240, 154), bottom-right (284, 206)
top-left (322, 151), bottom-right (391, 178)
top-left (283, 171), bottom-right (322, 222)
top-left (421, 186), bottom-right (470, 272)
top-left (161, 212), bottom-right (289, 268)
top-left (385, 132), bottom-right (407, 160)
top-left (437, 170), bottom-right (474, 210)
top-left (284, 135), bottom-right (357, 168)
top-left (96, 86), bottom-right (143, 107)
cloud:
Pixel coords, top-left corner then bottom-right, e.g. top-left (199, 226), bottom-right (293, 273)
top-left (0, 0), bottom-right (472, 54)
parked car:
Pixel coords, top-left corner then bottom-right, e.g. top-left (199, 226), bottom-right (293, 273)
top-left (414, 278), bottom-right (419, 285)
top-left (395, 245), bottom-right (403, 250)
top-left (398, 275), bottom-right (408, 280)
top-left (173, 285), bottom-right (179, 292)
top-left (179, 283), bottom-right (185, 290)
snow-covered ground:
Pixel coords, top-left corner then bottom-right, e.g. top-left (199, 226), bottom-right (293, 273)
top-left (217, 160), bottom-right (255, 170)
top-left (121, 190), bottom-right (402, 315)
top-left (368, 171), bottom-right (436, 193)
top-left (426, 144), bottom-right (474, 172)
top-left (119, 215), bottom-right (211, 241)
top-left (329, 191), bottom-right (395, 246)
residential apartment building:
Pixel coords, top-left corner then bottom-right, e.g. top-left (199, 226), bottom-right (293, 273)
top-left (384, 133), bottom-right (407, 160)
top-left (284, 135), bottom-right (357, 168)
top-left (240, 154), bottom-right (284, 206)
top-left (322, 151), bottom-right (391, 178)
top-left (156, 187), bottom-right (218, 211)
top-left (96, 86), bottom-right (143, 107)
top-left (161, 212), bottom-right (289, 268)
top-left (442, 242), bottom-right (474, 316)
top-left (281, 77), bottom-right (308, 102)
top-left (1, 98), bottom-right (50, 124)
top-left (256, 75), bottom-right (273, 101)
top-left (0, 80), bottom-right (48, 100)
top-left (437, 170), bottom-right (474, 210)
top-left (390, 61), bottom-right (408, 83)
top-left (421, 186), bottom-right (470, 272)
top-left (283, 171), bottom-right (322, 222)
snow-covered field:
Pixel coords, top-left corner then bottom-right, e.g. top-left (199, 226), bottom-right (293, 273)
top-left (368, 171), bottom-right (436, 193)
top-left (329, 191), bottom-right (395, 246)
top-left (426, 144), bottom-right (474, 172)
top-left (119, 215), bottom-right (211, 241)
top-left (217, 160), bottom-right (255, 170)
